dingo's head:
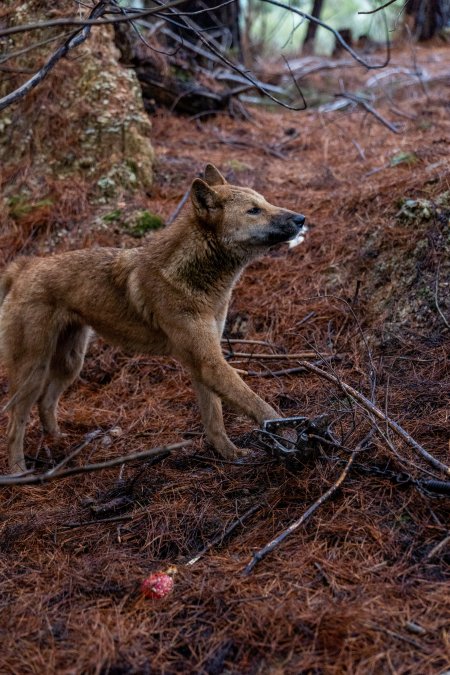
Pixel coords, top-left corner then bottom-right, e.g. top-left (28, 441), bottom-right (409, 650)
top-left (190, 164), bottom-right (306, 253)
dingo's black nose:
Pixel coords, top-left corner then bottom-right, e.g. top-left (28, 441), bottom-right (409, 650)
top-left (292, 214), bottom-right (306, 227)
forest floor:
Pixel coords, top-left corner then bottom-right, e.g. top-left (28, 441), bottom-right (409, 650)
top-left (0, 44), bottom-right (449, 674)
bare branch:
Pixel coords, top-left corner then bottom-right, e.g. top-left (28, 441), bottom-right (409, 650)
top-left (0, 0), bottom-right (398, 114)
top-left (151, 0), bottom-right (238, 18)
top-left (0, 0), bottom-right (189, 39)
top-left (338, 90), bottom-right (402, 134)
top-left (159, 2), bottom-right (307, 111)
top-left (225, 351), bottom-right (324, 360)
top-left (0, 441), bottom-right (189, 486)
top-left (261, 0), bottom-right (391, 70)
top-left (0, 31), bottom-right (73, 64)
top-left (296, 361), bottom-right (450, 477)
top-left (243, 432), bottom-right (374, 575)
top-left (359, 0), bottom-right (405, 15)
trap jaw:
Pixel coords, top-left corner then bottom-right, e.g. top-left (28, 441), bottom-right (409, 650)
top-left (259, 415), bottom-right (332, 459)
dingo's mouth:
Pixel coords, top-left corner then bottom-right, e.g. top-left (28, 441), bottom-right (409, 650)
top-left (288, 223), bottom-right (308, 249)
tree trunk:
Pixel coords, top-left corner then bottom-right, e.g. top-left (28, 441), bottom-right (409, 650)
top-left (114, 8), bottom-right (243, 117)
top-left (406, 0), bottom-right (449, 40)
top-left (0, 1), bottom-right (154, 200)
top-left (166, 0), bottom-right (241, 55)
top-left (304, 0), bottom-right (324, 46)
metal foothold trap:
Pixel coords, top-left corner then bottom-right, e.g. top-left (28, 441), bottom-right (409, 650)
top-left (258, 415), bottom-right (332, 460)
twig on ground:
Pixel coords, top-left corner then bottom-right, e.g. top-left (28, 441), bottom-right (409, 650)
top-left (297, 311), bottom-right (316, 326)
top-left (45, 429), bottom-right (103, 476)
top-left (424, 533), bottom-right (450, 561)
top-left (246, 366), bottom-right (310, 378)
top-left (243, 432), bottom-right (373, 575)
top-left (338, 90), bottom-right (401, 134)
top-left (221, 338), bottom-right (277, 348)
top-left (364, 163), bottom-right (390, 177)
top-left (369, 623), bottom-right (427, 650)
top-left (225, 351), bottom-right (323, 360)
top-left (351, 138), bottom-right (366, 160)
top-left (242, 355), bottom-right (339, 378)
top-left (191, 455), bottom-right (277, 467)
top-left (184, 502), bottom-right (264, 566)
top-left (372, 388), bottom-right (442, 480)
top-left (0, 441), bottom-right (189, 486)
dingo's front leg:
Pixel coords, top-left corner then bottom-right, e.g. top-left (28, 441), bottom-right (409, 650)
top-left (170, 318), bottom-right (279, 427)
top-left (192, 380), bottom-right (240, 459)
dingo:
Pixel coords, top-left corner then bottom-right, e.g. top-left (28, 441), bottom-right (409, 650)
top-left (0, 164), bottom-right (305, 472)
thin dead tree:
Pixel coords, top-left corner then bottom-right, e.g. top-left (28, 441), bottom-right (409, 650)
top-left (303, 0), bottom-right (324, 48)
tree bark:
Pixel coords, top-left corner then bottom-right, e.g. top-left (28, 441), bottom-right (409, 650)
top-left (304, 0), bottom-right (324, 46)
top-left (114, 9), bottom-right (242, 117)
top-left (166, 0), bottom-right (241, 55)
top-left (406, 0), bottom-right (449, 40)
top-left (0, 1), bottom-right (154, 195)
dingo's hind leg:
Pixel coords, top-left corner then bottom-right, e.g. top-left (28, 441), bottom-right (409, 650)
top-left (38, 324), bottom-right (90, 437)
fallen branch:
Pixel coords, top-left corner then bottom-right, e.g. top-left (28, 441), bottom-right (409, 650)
top-left (0, 441), bottom-right (188, 486)
top-left (246, 366), bottom-right (309, 378)
top-left (225, 351), bottom-right (323, 360)
top-left (221, 338), bottom-right (277, 348)
top-left (369, 623), bottom-right (425, 650)
top-left (241, 355), bottom-right (339, 378)
top-left (243, 432), bottom-right (373, 575)
top-left (424, 533), bottom-right (450, 561)
top-left (338, 90), bottom-right (401, 134)
top-left (44, 429), bottom-right (103, 476)
top-left (165, 5), bottom-right (307, 111)
top-left (296, 361), bottom-right (450, 477)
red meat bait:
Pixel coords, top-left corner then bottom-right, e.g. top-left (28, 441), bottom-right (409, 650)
top-left (141, 572), bottom-right (174, 599)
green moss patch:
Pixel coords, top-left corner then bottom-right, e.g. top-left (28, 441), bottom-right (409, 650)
top-left (128, 210), bottom-right (164, 237)
top-left (7, 195), bottom-right (54, 221)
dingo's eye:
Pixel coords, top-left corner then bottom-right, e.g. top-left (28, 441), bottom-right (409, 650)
top-left (247, 207), bottom-right (261, 215)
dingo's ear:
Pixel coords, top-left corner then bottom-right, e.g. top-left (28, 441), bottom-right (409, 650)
top-left (191, 179), bottom-right (222, 217)
top-left (204, 164), bottom-right (227, 186)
